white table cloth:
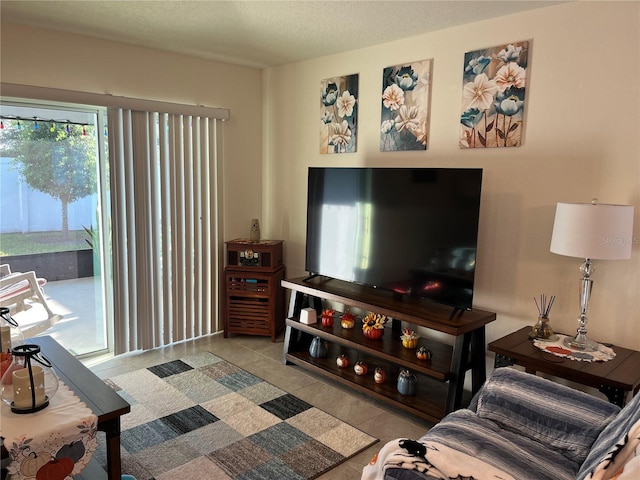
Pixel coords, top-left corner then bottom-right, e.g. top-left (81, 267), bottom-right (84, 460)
top-left (1, 379), bottom-right (98, 480)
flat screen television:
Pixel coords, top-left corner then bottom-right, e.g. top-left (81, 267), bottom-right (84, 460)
top-left (305, 167), bottom-right (483, 310)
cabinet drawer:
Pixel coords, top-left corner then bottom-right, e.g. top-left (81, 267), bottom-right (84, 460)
top-left (226, 275), bottom-right (272, 295)
top-left (223, 266), bottom-right (285, 341)
top-left (227, 297), bottom-right (271, 334)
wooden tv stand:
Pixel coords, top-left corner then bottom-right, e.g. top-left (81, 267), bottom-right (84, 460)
top-left (282, 276), bottom-right (496, 422)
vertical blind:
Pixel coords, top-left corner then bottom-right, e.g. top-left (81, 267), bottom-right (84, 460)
top-left (108, 108), bottom-right (222, 354)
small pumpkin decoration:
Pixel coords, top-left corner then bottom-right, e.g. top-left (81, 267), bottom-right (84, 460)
top-left (20, 451), bottom-right (49, 477)
top-left (397, 369), bottom-right (417, 396)
top-left (400, 328), bottom-right (420, 349)
top-left (320, 309), bottom-right (335, 327)
top-left (362, 312), bottom-right (386, 339)
top-left (336, 354), bottom-right (350, 368)
top-left (36, 457), bottom-right (74, 480)
top-left (416, 346), bottom-right (432, 361)
top-left (354, 361), bottom-right (368, 376)
top-left (374, 367), bottom-right (386, 384)
top-left (340, 310), bottom-right (356, 329)
top-left (56, 440), bottom-right (86, 463)
top-left (309, 336), bottom-right (328, 358)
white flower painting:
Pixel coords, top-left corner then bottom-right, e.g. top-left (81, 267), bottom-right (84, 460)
top-left (320, 73), bottom-right (359, 154)
top-left (380, 59), bottom-right (433, 151)
top-left (460, 41), bottom-right (529, 148)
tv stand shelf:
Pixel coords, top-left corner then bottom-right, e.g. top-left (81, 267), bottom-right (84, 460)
top-left (282, 276), bottom-right (496, 422)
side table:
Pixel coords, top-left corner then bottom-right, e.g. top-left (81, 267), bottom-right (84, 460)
top-left (488, 326), bottom-right (640, 407)
top-left (224, 239), bottom-right (285, 341)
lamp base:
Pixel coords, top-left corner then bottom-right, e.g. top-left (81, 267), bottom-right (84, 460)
top-left (563, 335), bottom-right (599, 352)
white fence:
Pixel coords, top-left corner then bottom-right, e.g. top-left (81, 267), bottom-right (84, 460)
top-left (0, 157), bottom-right (97, 234)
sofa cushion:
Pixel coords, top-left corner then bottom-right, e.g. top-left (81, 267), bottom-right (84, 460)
top-left (475, 368), bottom-right (620, 465)
top-left (576, 390), bottom-right (640, 480)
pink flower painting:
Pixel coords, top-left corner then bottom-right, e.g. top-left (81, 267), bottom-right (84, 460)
top-left (460, 41), bottom-right (529, 149)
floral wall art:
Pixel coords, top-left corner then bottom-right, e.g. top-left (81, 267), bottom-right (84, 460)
top-left (460, 41), bottom-right (529, 149)
top-left (380, 59), bottom-right (433, 151)
top-left (320, 73), bottom-right (359, 154)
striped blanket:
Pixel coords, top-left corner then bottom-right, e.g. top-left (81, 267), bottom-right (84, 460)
top-left (362, 368), bottom-right (631, 480)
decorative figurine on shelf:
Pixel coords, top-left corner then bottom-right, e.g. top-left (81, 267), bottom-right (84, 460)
top-left (354, 361), bottom-right (368, 376)
top-left (362, 312), bottom-right (386, 340)
top-left (340, 310), bottom-right (356, 329)
top-left (336, 354), bottom-right (350, 368)
top-left (249, 218), bottom-right (260, 242)
top-left (321, 309), bottom-right (335, 327)
top-left (529, 294), bottom-right (559, 341)
top-left (374, 367), bottom-right (386, 384)
top-left (416, 345), bottom-right (432, 361)
top-left (400, 328), bottom-right (420, 349)
top-left (397, 369), bottom-right (417, 396)
top-left (309, 336), bottom-right (328, 358)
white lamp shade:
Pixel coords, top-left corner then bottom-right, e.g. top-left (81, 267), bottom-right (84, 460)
top-left (550, 202), bottom-right (635, 260)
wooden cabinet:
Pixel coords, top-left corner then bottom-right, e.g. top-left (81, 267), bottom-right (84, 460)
top-left (224, 239), bottom-right (284, 342)
top-left (282, 276), bottom-right (496, 422)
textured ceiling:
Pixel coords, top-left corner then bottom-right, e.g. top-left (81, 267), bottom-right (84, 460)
top-left (1, 0), bottom-right (566, 68)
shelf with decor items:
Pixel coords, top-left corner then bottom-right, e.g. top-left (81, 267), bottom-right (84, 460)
top-left (282, 276), bottom-right (496, 422)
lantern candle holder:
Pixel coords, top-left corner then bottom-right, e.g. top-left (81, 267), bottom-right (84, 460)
top-left (1, 344), bottom-right (59, 413)
top-left (1, 307), bottom-right (25, 352)
top-left (0, 307), bottom-right (25, 380)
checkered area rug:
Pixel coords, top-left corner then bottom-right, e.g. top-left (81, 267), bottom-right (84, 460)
top-left (95, 352), bottom-right (377, 479)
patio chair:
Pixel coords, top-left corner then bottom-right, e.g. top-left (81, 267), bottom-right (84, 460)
top-left (0, 264), bottom-right (62, 333)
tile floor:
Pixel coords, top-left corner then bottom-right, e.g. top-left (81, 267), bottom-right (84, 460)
top-left (85, 332), bottom-right (435, 479)
top-left (16, 276), bottom-right (434, 477)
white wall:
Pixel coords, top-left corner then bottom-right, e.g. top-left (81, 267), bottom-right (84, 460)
top-left (1, 23), bottom-right (264, 242)
top-left (263, 1), bottom-right (640, 350)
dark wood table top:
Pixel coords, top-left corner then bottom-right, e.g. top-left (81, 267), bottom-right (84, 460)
top-left (30, 336), bottom-right (130, 423)
top-left (488, 327), bottom-right (640, 394)
top-left (283, 276), bottom-right (496, 336)
top-left (2, 336), bottom-right (130, 480)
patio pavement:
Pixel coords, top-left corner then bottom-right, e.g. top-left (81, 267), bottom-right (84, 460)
top-left (12, 276), bottom-right (108, 356)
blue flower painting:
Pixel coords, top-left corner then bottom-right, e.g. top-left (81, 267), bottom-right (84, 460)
top-left (320, 73), bottom-right (359, 154)
top-left (460, 41), bottom-right (529, 148)
top-left (380, 59), bottom-right (433, 151)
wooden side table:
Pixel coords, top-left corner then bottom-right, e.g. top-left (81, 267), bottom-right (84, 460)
top-left (488, 327), bottom-right (640, 407)
top-left (224, 239), bottom-right (285, 342)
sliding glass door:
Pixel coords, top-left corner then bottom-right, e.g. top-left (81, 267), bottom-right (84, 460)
top-left (0, 100), bottom-right (112, 356)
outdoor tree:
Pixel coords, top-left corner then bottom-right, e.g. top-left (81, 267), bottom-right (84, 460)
top-left (0, 120), bottom-right (97, 235)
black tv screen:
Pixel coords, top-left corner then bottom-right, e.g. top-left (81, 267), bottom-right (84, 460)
top-left (305, 167), bottom-right (483, 310)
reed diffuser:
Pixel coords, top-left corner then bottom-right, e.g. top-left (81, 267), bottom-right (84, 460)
top-left (529, 294), bottom-right (558, 341)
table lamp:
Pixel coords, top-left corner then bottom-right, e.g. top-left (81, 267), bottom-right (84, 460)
top-left (550, 200), bottom-right (634, 351)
